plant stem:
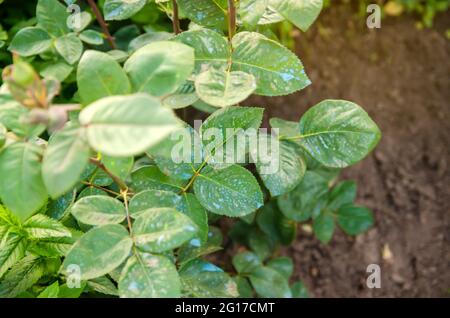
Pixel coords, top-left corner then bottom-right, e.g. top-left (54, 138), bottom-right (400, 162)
top-left (122, 189), bottom-right (133, 236)
top-left (86, 0), bottom-right (117, 49)
top-left (227, 0), bottom-right (236, 42)
top-left (89, 157), bottom-right (129, 192)
top-left (171, 0), bottom-right (181, 34)
top-left (81, 181), bottom-right (122, 197)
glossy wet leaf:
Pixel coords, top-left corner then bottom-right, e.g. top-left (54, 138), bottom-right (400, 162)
top-left (179, 193), bottom-right (209, 244)
top-left (193, 165), bottom-right (264, 217)
top-left (8, 27), bottom-right (52, 57)
top-left (128, 189), bottom-right (183, 217)
top-left (180, 259), bottom-right (238, 298)
top-left (0, 142), bottom-right (47, 222)
top-left (232, 32), bottom-right (310, 96)
top-left (62, 224), bottom-right (133, 280)
top-left (239, 0), bottom-right (269, 26)
top-left (133, 208), bottom-right (197, 253)
top-left (77, 50), bottom-right (131, 105)
top-left (79, 30), bottom-right (104, 45)
top-left (42, 124), bottom-right (90, 199)
top-left (79, 94), bottom-right (181, 156)
top-left (129, 166), bottom-right (183, 193)
top-left (178, 0), bottom-right (228, 29)
top-left (118, 252), bottom-right (180, 298)
top-left (70, 195), bottom-right (126, 225)
top-left (104, 0), bottom-right (147, 21)
top-left (195, 68), bottom-right (256, 107)
top-left (336, 205), bottom-right (374, 235)
top-left (298, 100), bottom-right (381, 168)
top-left (124, 41), bottom-right (194, 97)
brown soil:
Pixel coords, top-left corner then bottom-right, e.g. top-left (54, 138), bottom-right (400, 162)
top-left (246, 5), bottom-right (450, 298)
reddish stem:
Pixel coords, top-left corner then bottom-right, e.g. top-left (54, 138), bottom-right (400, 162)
top-left (86, 0), bottom-right (117, 49)
top-left (172, 0), bottom-right (182, 34)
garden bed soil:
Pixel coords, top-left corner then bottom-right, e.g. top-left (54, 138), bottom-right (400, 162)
top-left (249, 5), bottom-right (450, 297)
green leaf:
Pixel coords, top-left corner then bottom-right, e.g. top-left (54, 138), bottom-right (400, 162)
top-left (269, 0), bottom-right (323, 32)
top-left (40, 60), bottom-right (74, 82)
top-left (235, 276), bottom-right (253, 297)
top-left (195, 68), bottom-right (256, 107)
top-left (77, 50), bottom-right (131, 105)
top-left (313, 212), bottom-right (335, 244)
top-left (0, 255), bottom-right (46, 298)
top-left (129, 189), bottom-right (183, 218)
top-left (36, 0), bottom-right (70, 37)
top-left (70, 195), bottom-right (126, 225)
top-left (23, 214), bottom-right (71, 239)
top-left (180, 259), bottom-right (238, 298)
top-left (248, 228), bottom-right (273, 261)
top-left (256, 201), bottom-right (297, 245)
top-left (177, 0), bottom-right (228, 29)
top-left (193, 165), bottom-right (264, 217)
top-left (336, 205), bottom-right (374, 235)
top-left (252, 133), bottom-right (306, 196)
top-left (232, 252), bottom-right (261, 274)
top-left (79, 30), bottom-right (104, 45)
top-left (124, 41), bottom-right (195, 97)
top-left (102, 155), bottom-right (134, 181)
top-left (291, 281), bottom-right (309, 298)
top-left (177, 227), bottom-right (222, 266)
top-left (239, 0), bottom-right (269, 27)
top-left (58, 282), bottom-right (86, 298)
top-left (200, 106), bottom-right (264, 163)
top-left (118, 252), bottom-right (181, 298)
top-left (28, 229), bottom-right (82, 257)
top-left (180, 193), bottom-right (209, 244)
top-left (327, 180), bottom-right (356, 211)
top-left (8, 27), bottom-right (52, 57)
top-left (87, 276), bottom-right (118, 296)
top-left (0, 98), bottom-right (44, 137)
top-left (0, 232), bottom-right (27, 278)
top-left (232, 32), bottom-right (310, 96)
top-left (37, 281), bottom-right (59, 298)
top-left (173, 29), bottom-right (229, 73)
top-left (132, 208), bottom-right (197, 253)
top-left (267, 257), bottom-right (293, 280)
top-left (104, 0), bottom-right (147, 21)
top-left (79, 94), bottom-right (181, 156)
top-left (128, 32), bottom-right (173, 53)
top-left (277, 171), bottom-right (329, 222)
top-left (298, 100), bottom-right (381, 168)
top-left (129, 166), bottom-right (183, 193)
top-left (42, 124), bottom-right (90, 199)
top-left (249, 266), bottom-right (292, 298)
top-left (0, 123), bottom-right (6, 149)
top-left (62, 224), bottom-right (133, 280)
top-left (0, 142), bottom-right (48, 221)
top-left (55, 33), bottom-right (83, 65)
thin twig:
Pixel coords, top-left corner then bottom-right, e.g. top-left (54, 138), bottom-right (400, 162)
top-left (81, 181), bottom-right (122, 197)
top-left (89, 157), bottom-right (129, 192)
top-left (227, 0), bottom-right (236, 42)
top-left (86, 0), bottom-right (117, 49)
top-left (171, 0), bottom-right (181, 34)
top-left (122, 189), bottom-right (133, 236)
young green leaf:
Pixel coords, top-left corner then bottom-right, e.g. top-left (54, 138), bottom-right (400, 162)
top-left (124, 41), bottom-right (195, 97)
top-left (70, 195), bottom-right (126, 225)
top-left (37, 281), bottom-right (59, 298)
top-left (42, 124), bottom-right (90, 199)
top-left (132, 208), bottom-right (198, 253)
top-left (129, 165), bottom-right (184, 193)
top-left (129, 189), bottom-right (183, 218)
top-left (249, 266), bottom-right (292, 298)
top-left (36, 0), bottom-right (70, 37)
top-left (313, 212), bottom-right (335, 244)
top-left (62, 224), bottom-right (133, 280)
top-left (193, 165), bottom-right (264, 217)
top-left (195, 68), bottom-right (256, 107)
top-left (77, 50), bottom-right (131, 105)
top-left (118, 252), bottom-right (181, 298)
top-left (336, 205), bottom-right (374, 235)
top-left (79, 94), bottom-right (181, 156)
top-left (8, 27), bottom-right (52, 57)
top-left (104, 0), bottom-right (147, 21)
top-left (55, 33), bottom-right (83, 65)
top-left (298, 100), bottom-right (381, 168)
top-left (0, 142), bottom-right (48, 221)
top-left (269, 0), bottom-right (323, 32)
top-left (0, 232), bottom-right (27, 278)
